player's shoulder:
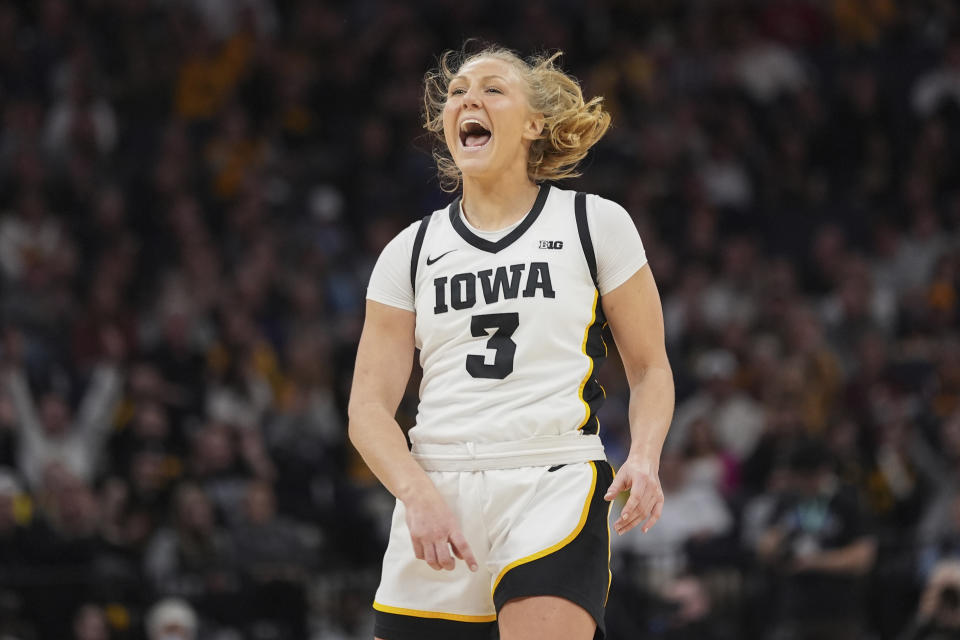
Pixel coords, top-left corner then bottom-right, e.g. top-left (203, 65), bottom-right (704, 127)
top-left (546, 185), bottom-right (629, 220)
top-left (586, 193), bottom-right (629, 219)
top-left (545, 185), bottom-right (620, 207)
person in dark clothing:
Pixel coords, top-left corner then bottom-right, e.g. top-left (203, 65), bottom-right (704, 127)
top-left (230, 480), bottom-right (312, 639)
top-left (755, 438), bottom-right (877, 640)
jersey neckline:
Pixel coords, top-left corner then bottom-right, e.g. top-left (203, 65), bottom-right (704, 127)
top-left (448, 183), bottom-right (551, 254)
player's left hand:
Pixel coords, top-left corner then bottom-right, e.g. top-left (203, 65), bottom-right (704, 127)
top-left (604, 455), bottom-right (663, 535)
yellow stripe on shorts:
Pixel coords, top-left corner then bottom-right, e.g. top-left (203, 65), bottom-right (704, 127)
top-left (372, 601), bottom-right (496, 623)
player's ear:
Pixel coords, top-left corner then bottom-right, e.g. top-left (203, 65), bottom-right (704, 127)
top-left (523, 112), bottom-right (545, 141)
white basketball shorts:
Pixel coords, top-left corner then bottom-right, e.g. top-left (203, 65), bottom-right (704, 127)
top-left (372, 459), bottom-right (615, 640)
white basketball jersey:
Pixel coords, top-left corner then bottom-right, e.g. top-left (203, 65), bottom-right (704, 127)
top-left (409, 184), bottom-right (607, 447)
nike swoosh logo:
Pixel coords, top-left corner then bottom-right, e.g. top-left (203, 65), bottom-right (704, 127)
top-left (426, 249), bottom-right (457, 265)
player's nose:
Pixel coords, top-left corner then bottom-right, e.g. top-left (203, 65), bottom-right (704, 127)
top-left (462, 85), bottom-right (482, 109)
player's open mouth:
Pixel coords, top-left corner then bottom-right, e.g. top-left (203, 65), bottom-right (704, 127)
top-left (459, 119), bottom-right (492, 151)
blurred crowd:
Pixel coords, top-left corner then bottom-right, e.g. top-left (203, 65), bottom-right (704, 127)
top-left (0, 0), bottom-right (960, 639)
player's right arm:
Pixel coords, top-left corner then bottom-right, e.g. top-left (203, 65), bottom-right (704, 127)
top-left (349, 255), bottom-right (477, 573)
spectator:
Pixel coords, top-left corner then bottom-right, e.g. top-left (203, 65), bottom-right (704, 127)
top-left (699, 235), bottom-right (760, 331)
top-left (173, 15), bottom-right (253, 124)
top-left (682, 416), bottom-right (741, 497)
top-left (831, 0), bottom-right (897, 47)
top-left (699, 137), bottom-right (755, 212)
top-left (145, 597), bottom-right (197, 640)
top-left (612, 452), bottom-right (733, 590)
top-left (21, 466), bottom-right (110, 638)
top-left (783, 304), bottom-right (844, 432)
top-left (203, 105), bottom-right (266, 201)
top-left (265, 330), bottom-right (342, 520)
top-left (230, 480), bottom-right (312, 639)
top-left (72, 603), bottom-right (110, 640)
top-left (203, 308), bottom-right (277, 432)
top-left (143, 483), bottom-right (240, 627)
top-left (731, 16), bottom-right (810, 105)
top-left (668, 348), bottom-right (765, 460)
top-left (912, 38), bottom-right (960, 118)
top-left (754, 438), bottom-right (877, 639)
top-left (861, 402), bottom-right (936, 539)
top-left (820, 254), bottom-right (898, 358)
top-left (42, 68), bottom-right (117, 160)
top-left (662, 262), bottom-right (712, 349)
top-left (4, 328), bottom-right (124, 490)
top-left (0, 466), bottom-right (31, 580)
top-left (0, 190), bottom-right (68, 286)
top-left (187, 421), bottom-right (274, 526)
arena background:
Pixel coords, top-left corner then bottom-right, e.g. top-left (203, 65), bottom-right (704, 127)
top-left (1, 0), bottom-right (960, 638)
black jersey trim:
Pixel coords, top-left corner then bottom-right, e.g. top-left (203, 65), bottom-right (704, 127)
top-left (410, 213), bottom-right (433, 293)
top-left (574, 192), bottom-right (599, 288)
top-left (578, 291), bottom-right (607, 435)
top-left (448, 184), bottom-right (551, 254)
top-left (575, 192), bottom-right (606, 435)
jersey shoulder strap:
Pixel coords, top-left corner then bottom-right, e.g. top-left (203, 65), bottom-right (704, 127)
top-left (409, 212), bottom-right (433, 293)
top-left (574, 192), bottom-right (599, 289)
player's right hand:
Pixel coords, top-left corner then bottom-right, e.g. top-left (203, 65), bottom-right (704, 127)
top-left (403, 491), bottom-right (478, 572)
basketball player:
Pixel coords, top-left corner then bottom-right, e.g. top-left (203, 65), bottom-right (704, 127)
top-left (348, 45), bottom-right (674, 640)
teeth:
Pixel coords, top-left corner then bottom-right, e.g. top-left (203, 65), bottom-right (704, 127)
top-left (460, 118), bottom-right (488, 132)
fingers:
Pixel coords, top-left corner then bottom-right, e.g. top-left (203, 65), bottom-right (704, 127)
top-left (608, 465), bottom-right (665, 535)
top-left (421, 539), bottom-right (440, 570)
top-left (604, 475), bottom-right (626, 501)
top-left (614, 494), bottom-right (643, 535)
top-left (615, 488), bottom-right (643, 526)
top-left (616, 507), bottom-right (648, 535)
top-left (615, 489), bottom-right (664, 535)
top-left (641, 499), bottom-right (663, 533)
top-left (422, 539), bottom-right (455, 571)
top-left (450, 530), bottom-right (479, 572)
top-left (412, 533), bottom-right (475, 571)
top-left (434, 539), bottom-right (456, 571)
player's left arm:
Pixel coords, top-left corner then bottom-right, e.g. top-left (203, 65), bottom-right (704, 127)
top-left (601, 263), bottom-right (675, 535)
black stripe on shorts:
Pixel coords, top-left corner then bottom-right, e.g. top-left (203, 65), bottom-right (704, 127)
top-left (374, 610), bottom-right (496, 640)
top-left (493, 460), bottom-right (614, 640)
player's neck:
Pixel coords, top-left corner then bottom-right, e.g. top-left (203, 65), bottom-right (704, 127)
top-left (460, 173), bottom-right (540, 232)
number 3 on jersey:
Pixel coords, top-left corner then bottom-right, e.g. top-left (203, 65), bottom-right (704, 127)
top-left (466, 313), bottom-right (518, 379)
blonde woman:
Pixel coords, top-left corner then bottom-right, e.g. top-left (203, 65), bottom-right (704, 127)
top-left (348, 45), bottom-right (674, 640)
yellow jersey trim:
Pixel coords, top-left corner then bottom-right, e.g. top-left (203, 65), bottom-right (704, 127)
top-left (491, 462), bottom-right (598, 594)
top-left (577, 290), bottom-right (600, 430)
top-left (372, 601), bottom-right (496, 623)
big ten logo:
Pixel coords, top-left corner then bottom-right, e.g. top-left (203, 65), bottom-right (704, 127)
top-left (538, 240), bottom-right (564, 249)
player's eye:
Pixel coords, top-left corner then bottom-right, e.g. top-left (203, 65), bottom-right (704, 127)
top-left (449, 87), bottom-right (466, 96)
top-left (485, 87), bottom-right (503, 94)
